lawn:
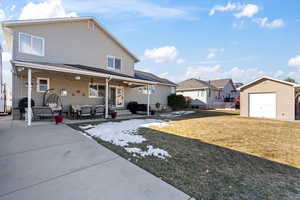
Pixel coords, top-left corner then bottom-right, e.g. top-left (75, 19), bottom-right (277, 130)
top-left (70, 110), bottom-right (300, 200)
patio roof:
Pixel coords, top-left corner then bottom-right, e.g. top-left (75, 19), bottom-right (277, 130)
top-left (12, 60), bottom-right (176, 86)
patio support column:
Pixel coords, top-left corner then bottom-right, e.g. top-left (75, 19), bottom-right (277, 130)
top-left (105, 77), bottom-right (111, 119)
top-left (147, 84), bottom-right (150, 116)
top-left (27, 68), bottom-right (32, 126)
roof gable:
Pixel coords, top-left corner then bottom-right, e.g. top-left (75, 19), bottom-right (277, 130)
top-left (177, 78), bottom-right (216, 91)
top-left (238, 76), bottom-right (300, 90)
top-left (2, 17), bottom-right (139, 62)
top-left (208, 79), bottom-right (233, 89)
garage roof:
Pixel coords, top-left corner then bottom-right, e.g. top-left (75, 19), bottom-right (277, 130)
top-left (238, 76), bottom-right (300, 90)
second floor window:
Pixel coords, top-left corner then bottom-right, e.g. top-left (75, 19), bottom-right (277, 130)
top-left (107, 56), bottom-right (121, 70)
top-left (19, 32), bottom-right (44, 56)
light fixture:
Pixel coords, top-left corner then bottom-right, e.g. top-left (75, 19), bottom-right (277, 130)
top-left (75, 76), bottom-right (81, 80)
top-left (17, 67), bottom-right (25, 72)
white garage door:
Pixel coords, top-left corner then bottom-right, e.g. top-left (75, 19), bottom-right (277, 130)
top-left (249, 93), bottom-right (276, 119)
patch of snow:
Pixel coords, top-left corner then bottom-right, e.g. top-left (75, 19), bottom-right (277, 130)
top-left (79, 124), bottom-right (95, 130)
top-left (84, 119), bottom-right (165, 147)
top-left (125, 145), bottom-right (171, 159)
top-left (140, 122), bottom-right (169, 128)
top-left (160, 110), bottom-right (195, 118)
top-left (80, 119), bottom-right (171, 159)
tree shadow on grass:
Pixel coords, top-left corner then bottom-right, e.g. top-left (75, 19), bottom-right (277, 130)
top-left (94, 127), bottom-right (300, 200)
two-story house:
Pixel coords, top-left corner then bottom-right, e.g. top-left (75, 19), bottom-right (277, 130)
top-left (2, 17), bottom-right (176, 124)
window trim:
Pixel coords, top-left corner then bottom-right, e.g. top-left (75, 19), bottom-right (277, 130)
top-left (88, 83), bottom-right (105, 99)
top-left (88, 83), bottom-right (124, 107)
top-left (36, 77), bottom-right (50, 93)
top-left (19, 32), bottom-right (45, 57)
top-left (106, 55), bottom-right (122, 71)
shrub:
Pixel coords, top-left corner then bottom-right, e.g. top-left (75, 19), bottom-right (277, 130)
top-left (168, 94), bottom-right (187, 110)
top-left (127, 101), bottom-right (138, 114)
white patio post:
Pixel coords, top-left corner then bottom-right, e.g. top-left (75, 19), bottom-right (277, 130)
top-left (147, 84), bottom-right (150, 116)
top-left (105, 77), bottom-right (109, 118)
top-left (27, 68), bottom-right (32, 126)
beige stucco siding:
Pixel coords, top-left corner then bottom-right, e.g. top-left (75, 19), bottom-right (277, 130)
top-left (125, 85), bottom-right (172, 109)
top-left (13, 70), bottom-right (172, 111)
top-left (13, 70), bottom-right (130, 108)
top-left (240, 79), bottom-right (295, 121)
top-left (11, 20), bottom-right (135, 76)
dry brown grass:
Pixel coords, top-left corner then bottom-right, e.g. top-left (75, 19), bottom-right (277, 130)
top-left (151, 110), bottom-right (300, 168)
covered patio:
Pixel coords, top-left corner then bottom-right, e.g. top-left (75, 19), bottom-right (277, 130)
top-left (12, 60), bottom-right (158, 126)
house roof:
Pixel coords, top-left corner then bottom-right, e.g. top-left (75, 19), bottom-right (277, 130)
top-left (238, 76), bottom-right (300, 90)
top-left (208, 79), bottom-right (233, 89)
top-left (176, 78), bottom-right (217, 91)
top-left (135, 70), bottom-right (176, 86)
top-left (12, 60), bottom-right (176, 86)
top-left (2, 17), bottom-right (139, 62)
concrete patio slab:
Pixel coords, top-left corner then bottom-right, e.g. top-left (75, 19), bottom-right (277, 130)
top-left (0, 124), bottom-right (84, 157)
top-left (0, 117), bottom-right (191, 200)
top-left (0, 157), bottom-right (189, 200)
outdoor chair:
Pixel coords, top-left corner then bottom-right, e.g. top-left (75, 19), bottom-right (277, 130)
top-left (32, 106), bottom-right (56, 121)
top-left (78, 105), bottom-right (93, 119)
top-left (94, 105), bottom-right (105, 118)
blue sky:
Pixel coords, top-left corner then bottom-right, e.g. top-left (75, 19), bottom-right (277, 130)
top-left (1, 0), bottom-right (300, 88)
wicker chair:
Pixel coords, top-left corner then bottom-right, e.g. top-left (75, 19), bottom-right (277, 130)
top-left (94, 105), bottom-right (105, 118)
top-left (78, 106), bottom-right (93, 119)
top-left (32, 106), bottom-right (56, 121)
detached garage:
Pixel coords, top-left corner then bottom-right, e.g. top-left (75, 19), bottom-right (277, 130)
top-left (239, 76), bottom-right (300, 121)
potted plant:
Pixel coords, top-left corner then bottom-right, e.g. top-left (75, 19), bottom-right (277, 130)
top-left (54, 114), bottom-right (64, 124)
top-left (111, 110), bottom-right (117, 119)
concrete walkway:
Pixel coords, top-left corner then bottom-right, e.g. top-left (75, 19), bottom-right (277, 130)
top-left (0, 116), bottom-right (191, 200)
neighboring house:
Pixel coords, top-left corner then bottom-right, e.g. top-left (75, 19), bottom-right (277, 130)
top-left (209, 79), bottom-right (239, 100)
top-left (176, 78), bottom-right (237, 108)
top-left (2, 17), bottom-right (176, 122)
top-left (239, 76), bottom-right (300, 121)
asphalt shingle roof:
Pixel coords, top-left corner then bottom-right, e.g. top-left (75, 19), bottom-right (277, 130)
top-left (208, 79), bottom-right (232, 88)
top-left (176, 78), bottom-right (216, 91)
top-left (14, 60), bottom-right (175, 85)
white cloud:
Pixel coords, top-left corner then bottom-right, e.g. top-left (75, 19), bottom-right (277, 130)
top-left (10, 5), bottom-right (16, 12)
top-left (2, 52), bottom-right (12, 62)
top-left (288, 55), bottom-right (300, 67)
top-left (210, 2), bottom-right (259, 18)
top-left (185, 65), bottom-right (221, 79)
top-left (176, 58), bottom-right (185, 64)
top-left (209, 2), bottom-right (238, 16)
top-left (64, 0), bottom-right (193, 20)
top-left (232, 20), bottom-right (245, 29)
top-left (207, 48), bottom-right (224, 59)
top-left (234, 4), bottom-right (259, 18)
top-left (144, 46), bottom-right (178, 63)
top-left (19, 0), bottom-right (77, 20)
top-left (253, 17), bottom-right (285, 29)
top-left (274, 70), bottom-right (284, 78)
top-left (184, 65), bottom-right (264, 83)
top-left (0, 9), bottom-right (6, 21)
top-left (159, 72), bottom-right (169, 78)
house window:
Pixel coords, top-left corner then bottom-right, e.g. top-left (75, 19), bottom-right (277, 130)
top-left (115, 58), bottom-right (121, 70)
top-left (19, 32), bottom-right (44, 56)
top-left (171, 87), bottom-right (176, 94)
top-left (107, 56), bottom-right (121, 70)
top-left (89, 83), bottom-right (105, 98)
top-left (37, 78), bottom-right (49, 92)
